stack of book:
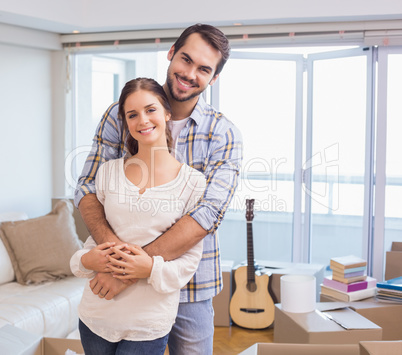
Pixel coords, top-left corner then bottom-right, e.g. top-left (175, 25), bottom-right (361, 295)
top-left (376, 276), bottom-right (402, 303)
top-left (320, 255), bottom-right (377, 302)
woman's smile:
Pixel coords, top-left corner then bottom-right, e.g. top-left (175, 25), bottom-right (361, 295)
top-left (138, 126), bottom-right (156, 135)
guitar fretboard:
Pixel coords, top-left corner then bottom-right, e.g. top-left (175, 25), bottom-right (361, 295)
top-left (247, 220), bottom-right (255, 284)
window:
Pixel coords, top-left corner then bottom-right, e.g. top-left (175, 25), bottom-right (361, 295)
top-left (216, 51), bottom-right (303, 263)
top-left (384, 52), bottom-right (402, 244)
top-left (305, 48), bottom-right (373, 267)
top-left (66, 39), bottom-right (402, 280)
top-left (65, 51), bottom-right (168, 195)
top-left (372, 46), bottom-right (402, 280)
top-left (214, 46), bottom-right (374, 268)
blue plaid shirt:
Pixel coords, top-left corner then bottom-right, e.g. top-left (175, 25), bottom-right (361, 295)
top-left (75, 96), bottom-right (243, 302)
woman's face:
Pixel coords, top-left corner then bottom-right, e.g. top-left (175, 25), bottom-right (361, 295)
top-left (124, 90), bottom-right (171, 149)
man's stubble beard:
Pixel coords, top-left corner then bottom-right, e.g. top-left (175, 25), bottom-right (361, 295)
top-left (166, 73), bottom-right (204, 103)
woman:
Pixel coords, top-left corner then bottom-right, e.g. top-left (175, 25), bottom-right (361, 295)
top-left (70, 78), bottom-right (206, 355)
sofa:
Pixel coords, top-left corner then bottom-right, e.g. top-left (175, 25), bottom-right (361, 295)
top-left (0, 199), bottom-right (88, 339)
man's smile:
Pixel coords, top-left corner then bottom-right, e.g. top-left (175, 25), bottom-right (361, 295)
top-left (176, 75), bottom-right (198, 90)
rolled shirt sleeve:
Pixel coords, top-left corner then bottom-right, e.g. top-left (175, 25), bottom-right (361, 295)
top-left (74, 102), bottom-right (126, 208)
top-left (148, 240), bottom-right (203, 294)
top-left (70, 236), bottom-right (97, 279)
top-left (187, 124), bottom-right (243, 233)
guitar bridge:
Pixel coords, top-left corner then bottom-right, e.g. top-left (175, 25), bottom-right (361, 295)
top-left (240, 308), bottom-right (265, 314)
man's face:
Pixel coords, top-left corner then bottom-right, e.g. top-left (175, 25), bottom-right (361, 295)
top-left (166, 33), bottom-right (222, 103)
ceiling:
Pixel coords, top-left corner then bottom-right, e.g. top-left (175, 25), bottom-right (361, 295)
top-left (2, 1), bottom-right (402, 35)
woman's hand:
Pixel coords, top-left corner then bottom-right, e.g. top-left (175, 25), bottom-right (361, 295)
top-left (107, 244), bottom-right (153, 280)
top-left (81, 242), bottom-right (116, 272)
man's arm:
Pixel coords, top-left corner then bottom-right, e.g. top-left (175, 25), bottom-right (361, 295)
top-left (78, 193), bottom-right (128, 300)
top-left (74, 102), bottom-right (125, 245)
top-left (77, 195), bottom-right (132, 299)
top-left (73, 103), bottom-right (128, 299)
top-left (78, 194), bottom-right (121, 245)
top-left (144, 215), bottom-right (207, 260)
top-left (146, 122), bottom-right (243, 261)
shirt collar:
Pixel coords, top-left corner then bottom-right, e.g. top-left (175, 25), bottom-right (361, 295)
top-left (189, 95), bottom-right (207, 126)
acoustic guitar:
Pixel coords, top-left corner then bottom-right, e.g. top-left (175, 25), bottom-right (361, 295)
top-left (229, 199), bottom-right (275, 329)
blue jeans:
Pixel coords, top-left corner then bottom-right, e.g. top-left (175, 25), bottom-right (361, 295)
top-left (168, 299), bottom-right (215, 355)
top-left (79, 319), bottom-right (169, 355)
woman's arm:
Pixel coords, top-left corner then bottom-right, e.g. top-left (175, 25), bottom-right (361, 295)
top-left (70, 237), bottom-right (115, 278)
top-left (70, 238), bottom-right (131, 300)
top-left (108, 241), bottom-right (203, 294)
top-left (148, 240), bottom-right (203, 293)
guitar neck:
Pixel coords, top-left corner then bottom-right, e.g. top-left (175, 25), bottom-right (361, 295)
top-left (247, 221), bottom-right (255, 283)
top-left (230, 199), bottom-right (275, 330)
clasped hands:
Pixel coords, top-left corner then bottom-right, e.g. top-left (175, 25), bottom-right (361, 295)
top-left (82, 242), bottom-right (153, 300)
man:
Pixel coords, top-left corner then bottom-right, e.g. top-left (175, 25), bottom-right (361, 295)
top-left (74, 23), bottom-right (243, 354)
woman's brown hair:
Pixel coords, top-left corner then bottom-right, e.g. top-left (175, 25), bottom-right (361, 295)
top-left (119, 78), bottom-right (173, 155)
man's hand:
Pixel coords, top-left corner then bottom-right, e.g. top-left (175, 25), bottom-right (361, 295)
top-left (81, 242), bottom-right (116, 272)
top-left (90, 272), bottom-right (132, 300)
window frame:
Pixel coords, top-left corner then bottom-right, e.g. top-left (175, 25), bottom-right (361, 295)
top-left (66, 41), bottom-right (402, 280)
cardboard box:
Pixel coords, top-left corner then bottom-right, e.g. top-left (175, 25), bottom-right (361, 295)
top-left (319, 296), bottom-right (402, 340)
top-left (213, 260), bottom-right (234, 326)
top-left (359, 340), bottom-right (402, 355)
top-left (391, 242), bottom-right (402, 252)
top-left (239, 342), bottom-right (359, 355)
top-left (37, 338), bottom-right (83, 355)
top-left (273, 303), bottom-right (382, 344)
top-left (385, 242), bottom-right (402, 280)
top-left (0, 325), bottom-right (83, 355)
top-left (239, 260), bottom-right (325, 303)
top-left (349, 301), bottom-right (402, 340)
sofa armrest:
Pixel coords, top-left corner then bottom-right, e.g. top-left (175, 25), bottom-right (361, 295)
top-left (0, 212), bottom-right (28, 285)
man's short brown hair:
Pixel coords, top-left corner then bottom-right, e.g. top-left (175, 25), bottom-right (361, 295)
top-left (172, 23), bottom-right (230, 76)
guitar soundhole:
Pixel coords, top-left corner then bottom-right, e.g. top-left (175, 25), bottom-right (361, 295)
top-left (247, 282), bottom-right (257, 292)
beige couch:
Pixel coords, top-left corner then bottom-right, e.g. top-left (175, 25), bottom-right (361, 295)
top-left (0, 199), bottom-right (89, 338)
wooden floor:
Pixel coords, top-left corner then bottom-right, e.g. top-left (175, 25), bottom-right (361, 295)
top-left (165, 325), bottom-right (274, 354)
top-left (213, 325), bottom-right (274, 354)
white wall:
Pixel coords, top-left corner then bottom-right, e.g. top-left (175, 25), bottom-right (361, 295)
top-left (0, 42), bottom-right (53, 217)
top-left (51, 50), bottom-right (69, 200)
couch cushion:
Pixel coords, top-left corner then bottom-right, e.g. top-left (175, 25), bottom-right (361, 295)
top-left (0, 229), bottom-right (15, 286)
top-left (0, 212), bottom-right (28, 285)
top-left (0, 200), bottom-right (83, 285)
top-left (0, 276), bottom-right (85, 338)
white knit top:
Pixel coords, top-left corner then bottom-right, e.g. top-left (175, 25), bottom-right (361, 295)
top-left (70, 158), bottom-right (206, 342)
